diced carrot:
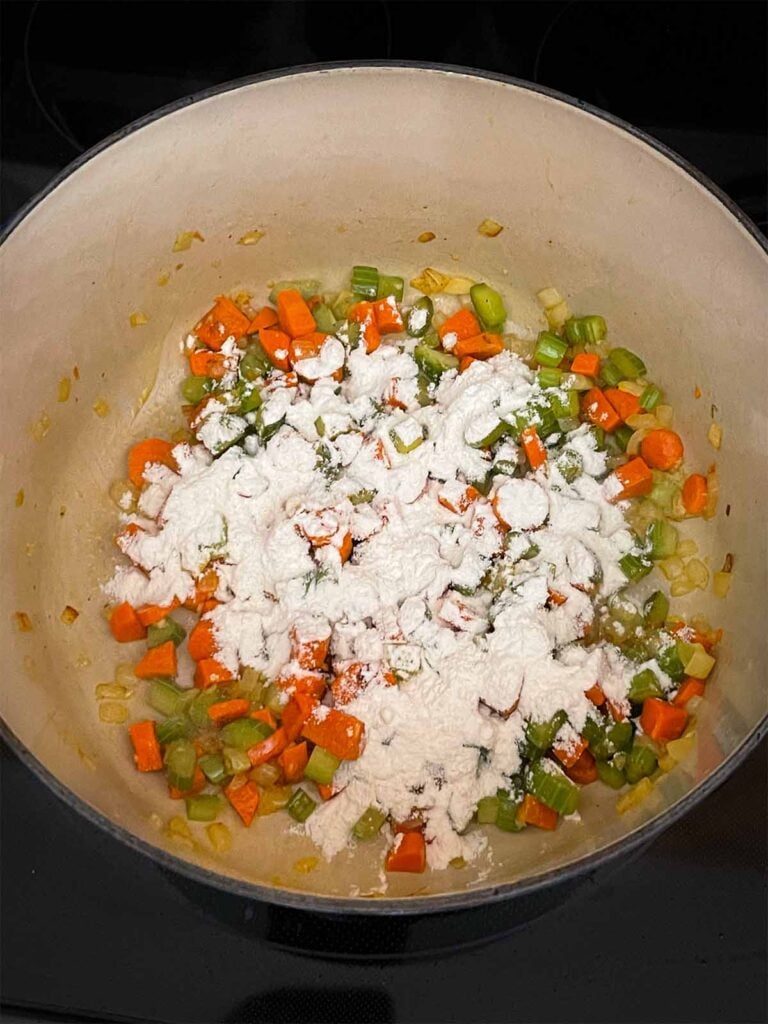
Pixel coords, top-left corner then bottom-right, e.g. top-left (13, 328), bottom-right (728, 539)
top-left (276, 289), bottom-right (316, 339)
top-left (192, 569), bottom-right (219, 606)
top-left (290, 332), bottom-right (327, 366)
top-left (372, 296), bottom-right (404, 334)
top-left (459, 356), bottom-right (476, 373)
top-left (385, 831), bottom-right (426, 873)
top-left (437, 485), bottom-right (481, 515)
top-left (279, 673), bottom-right (327, 701)
top-left (135, 640), bottom-right (177, 680)
top-left (564, 748), bottom-right (598, 785)
top-left (282, 693), bottom-right (319, 741)
top-left (247, 306), bottom-right (278, 333)
top-left (128, 720), bottom-right (163, 772)
top-left (247, 726), bottom-right (288, 767)
top-left (136, 601), bottom-right (180, 627)
top-left (516, 793), bottom-right (558, 830)
top-left (259, 327), bottom-right (292, 371)
top-left (520, 425), bottom-right (547, 470)
top-left (640, 429), bottom-right (684, 471)
top-left (109, 602), bottom-right (147, 642)
top-left (553, 736), bottom-right (588, 769)
top-left (194, 657), bottom-right (233, 689)
top-left (640, 697), bottom-right (688, 742)
top-left (548, 589), bottom-right (568, 607)
top-left (604, 387), bottom-right (641, 423)
top-left (607, 699), bottom-right (629, 723)
top-left (195, 296), bottom-right (251, 350)
top-left (207, 699), bottom-right (250, 726)
top-left (337, 532), bottom-right (353, 564)
top-left (331, 663), bottom-right (365, 706)
top-left (168, 764), bottom-right (206, 799)
top-left (585, 683), bottom-right (606, 706)
top-left (278, 741), bottom-right (308, 783)
top-left (682, 473), bottom-right (708, 515)
top-left (453, 332), bottom-right (504, 360)
top-left (301, 707), bottom-right (365, 761)
top-left (189, 350), bottom-right (227, 378)
top-left (127, 438), bottom-right (178, 488)
top-left (188, 618), bottom-right (218, 661)
top-left (581, 388), bottom-right (621, 433)
top-left (672, 678), bottom-right (705, 707)
top-left (384, 379), bottom-right (408, 410)
top-left (570, 352), bottom-right (600, 377)
top-left (291, 629), bottom-right (330, 671)
top-left (610, 456), bottom-right (653, 501)
top-left (250, 707), bottom-right (278, 729)
top-left (348, 302), bottom-right (381, 353)
top-left (316, 783), bottom-right (335, 801)
top-left (393, 816), bottom-right (424, 834)
top-left (438, 307), bottom-right (481, 343)
top-left (224, 776), bottom-right (260, 827)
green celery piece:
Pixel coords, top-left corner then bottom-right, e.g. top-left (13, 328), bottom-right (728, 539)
top-left (525, 709), bottom-right (568, 751)
top-left (640, 383), bottom-right (662, 411)
top-left (239, 385), bottom-right (263, 414)
top-left (147, 618), bottom-right (187, 649)
top-left (198, 753), bottom-right (229, 786)
top-left (625, 743), bottom-right (658, 784)
top-left (648, 470), bottom-right (680, 512)
top-left (476, 795), bottom-right (500, 824)
top-left (548, 389), bottom-right (579, 420)
top-left (254, 409), bottom-right (284, 443)
top-left (470, 283), bottom-right (507, 331)
top-left (620, 552), bottom-right (653, 582)
top-left (163, 739), bottom-right (196, 791)
top-left (599, 360), bottom-right (624, 388)
top-left (469, 420), bottom-right (508, 449)
top-left (596, 759), bottom-right (626, 789)
top-left (353, 806), bottom-right (388, 840)
top-left (537, 367), bottom-right (563, 389)
top-left (628, 668), bottom-right (664, 703)
top-left (287, 788), bottom-right (317, 822)
top-left (314, 416), bottom-right (325, 437)
top-left (643, 590), bottom-right (670, 628)
top-left (614, 425), bottom-right (633, 452)
top-left (607, 347), bottom-right (646, 380)
top-left (406, 297), bottom-right (434, 337)
top-left (350, 265), bottom-right (379, 299)
top-left (421, 326), bottom-right (440, 349)
top-left (185, 794), bottom-right (222, 822)
top-left (222, 746), bottom-right (251, 775)
top-left (349, 488), bottom-right (376, 505)
top-left (556, 449), bottom-right (583, 483)
top-left (413, 345), bottom-right (458, 380)
top-left (240, 345), bottom-right (270, 382)
top-left (304, 746), bottom-right (341, 785)
top-left (147, 678), bottom-right (189, 718)
top-left (187, 688), bottom-right (222, 729)
top-left (330, 290), bottom-right (358, 320)
top-left (646, 519), bottom-right (679, 560)
top-left (525, 760), bottom-right (579, 815)
top-left (376, 274), bottom-right (405, 302)
top-left (155, 717), bottom-right (190, 745)
top-left (268, 279), bottom-right (321, 304)
top-left (495, 789), bottom-right (524, 832)
top-left (181, 375), bottom-right (211, 404)
top-left (564, 315), bottom-right (607, 345)
top-left (312, 303), bottom-right (337, 334)
top-left (263, 682), bottom-right (285, 717)
top-left (534, 331), bottom-right (568, 367)
top-left (657, 641), bottom-right (685, 682)
top-left (220, 718), bottom-right (272, 750)
top-left (390, 424), bottom-right (425, 454)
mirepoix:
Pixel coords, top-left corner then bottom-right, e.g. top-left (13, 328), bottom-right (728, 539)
top-left (106, 265), bottom-right (720, 875)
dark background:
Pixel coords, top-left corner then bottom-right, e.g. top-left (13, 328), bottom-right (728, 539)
top-left (1, 2), bottom-right (766, 1022)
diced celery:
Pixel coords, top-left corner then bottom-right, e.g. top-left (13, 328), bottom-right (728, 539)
top-left (548, 389), bottom-right (579, 419)
top-left (163, 739), bottom-right (196, 791)
top-left (564, 315), bottom-right (607, 345)
top-left (198, 753), bottom-right (229, 786)
top-left (607, 347), bottom-right (646, 380)
top-left (222, 746), bottom-right (251, 775)
top-left (599, 361), bottom-right (624, 388)
top-left (657, 642), bottom-right (685, 683)
top-left (534, 331), bottom-right (568, 367)
top-left (469, 420), bottom-right (508, 449)
top-left (148, 678), bottom-right (189, 718)
top-left (353, 806), bottom-right (387, 840)
top-left (390, 423), bottom-right (425, 454)
top-left (538, 368), bottom-right (563, 389)
top-left (625, 743), bottom-right (658, 784)
top-left (496, 789), bottom-right (524, 831)
top-left (185, 794), bottom-right (222, 822)
top-left (304, 746), bottom-right (340, 785)
top-left (620, 552), bottom-right (653, 582)
top-left (628, 668), bottom-right (664, 703)
top-left (596, 759), bottom-right (626, 789)
top-left (614, 425), bottom-right (633, 452)
top-left (525, 709), bottom-right (568, 751)
top-left (350, 265), bottom-right (379, 299)
top-left (414, 344), bottom-right (459, 380)
top-left (187, 688), bottom-right (222, 729)
top-left (647, 519), bottom-right (679, 560)
top-left (406, 297), bottom-right (434, 337)
top-left (330, 290), bottom-right (358, 320)
top-left (470, 283), bottom-right (507, 330)
top-left (240, 343), bottom-right (271, 381)
top-left (181, 375), bottom-right (211, 404)
top-left (377, 274), bottom-right (405, 302)
top-left (640, 384), bottom-right (662, 411)
top-left (263, 682), bottom-right (285, 717)
top-left (147, 618), bottom-right (187, 649)
top-left (476, 795), bottom-right (500, 824)
top-left (269, 279), bottom-right (321, 303)
top-left (155, 717), bottom-right (190, 745)
top-left (349, 488), bottom-right (376, 505)
top-left (220, 718), bottom-right (272, 750)
top-left (239, 385), bottom-right (262, 414)
top-left (312, 303), bottom-right (337, 334)
top-left (287, 788), bottom-right (317, 822)
top-left (643, 590), bottom-right (670, 628)
top-left (556, 449), bottom-right (583, 483)
top-left (525, 761), bottom-right (579, 815)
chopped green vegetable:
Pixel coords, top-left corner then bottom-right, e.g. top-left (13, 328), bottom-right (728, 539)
top-left (524, 760), bottom-right (579, 815)
top-left (198, 752), bottom-right (229, 786)
top-left (185, 794), bottom-right (222, 822)
top-left (495, 788), bottom-right (524, 831)
top-left (351, 265), bottom-right (379, 299)
top-left (640, 384), bottom-right (662, 411)
top-left (619, 552), bottom-right (653, 582)
top-left (147, 618), bottom-right (186, 649)
top-left (390, 423), bottom-right (425, 454)
top-left (155, 716), bottom-right (190, 745)
top-left (538, 368), bottom-right (563, 389)
top-left (187, 688), bottom-right (222, 729)
top-left (647, 519), bottom-right (679, 560)
top-left (181, 375), bottom-right (211, 404)
top-left (526, 709), bottom-right (568, 751)
top-left (643, 590), bottom-right (670, 628)
top-left (614, 425), bottom-right (633, 452)
top-left (349, 488), bottom-right (376, 505)
top-left (548, 389), bottom-right (579, 420)
top-left (330, 290), bottom-right (358, 320)
top-left (220, 718), bottom-right (272, 750)
top-left (353, 806), bottom-right (387, 840)
top-left (596, 759), bottom-right (626, 789)
top-left (599, 360), bottom-right (624, 388)
top-left (414, 344), bottom-right (459, 380)
top-left (534, 331), bottom-right (568, 368)
top-left (607, 347), bottom-right (646, 380)
top-left (222, 746), bottom-right (251, 775)
top-left (556, 448), bottom-right (583, 483)
top-left (628, 668), bottom-right (664, 703)
top-left (406, 297), bottom-right (434, 338)
top-left (312, 303), bottom-right (337, 334)
top-left (470, 283), bottom-right (507, 330)
top-left (287, 787), bottom-right (317, 822)
top-left (625, 743), bottom-right (658, 784)
top-left (304, 745), bottom-right (341, 785)
top-left (564, 315), bottom-right (607, 345)
top-left (657, 642), bottom-right (685, 682)
top-left (148, 678), bottom-right (189, 718)
top-left (476, 795), bottom-right (500, 824)
top-left (163, 739), bottom-right (196, 791)
top-left (377, 274), bottom-right (404, 302)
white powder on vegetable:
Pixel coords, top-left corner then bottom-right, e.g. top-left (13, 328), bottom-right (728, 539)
top-left (107, 324), bottom-right (643, 871)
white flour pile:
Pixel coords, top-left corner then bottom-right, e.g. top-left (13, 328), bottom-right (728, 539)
top-left (107, 321), bottom-right (650, 869)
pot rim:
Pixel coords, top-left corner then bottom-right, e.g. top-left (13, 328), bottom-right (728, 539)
top-left (2, 60), bottom-right (766, 916)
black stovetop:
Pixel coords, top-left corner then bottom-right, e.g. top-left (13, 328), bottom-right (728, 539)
top-left (1, 3), bottom-right (766, 1022)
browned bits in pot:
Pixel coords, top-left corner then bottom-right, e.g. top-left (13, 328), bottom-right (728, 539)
top-left (722, 552), bottom-right (734, 573)
top-left (61, 605), bottom-right (79, 625)
top-left (417, 231), bottom-right (436, 243)
top-left (13, 611), bottom-right (33, 632)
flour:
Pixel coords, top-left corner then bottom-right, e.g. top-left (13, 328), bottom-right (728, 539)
top-left (107, 299), bottom-right (650, 873)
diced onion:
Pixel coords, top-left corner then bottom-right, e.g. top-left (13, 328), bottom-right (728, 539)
top-left (172, 230), bottom-right (204, 252)
top-left (670, 577), bottom-right (695, 596)
top-left (625, 412), bottom-right (658, 430)
top-left (443, 275), bottom-right (476, 295)
top-left (626, 427), bottom-right (650, 456)
top-left (206, 822), bottom-right (232, 852)
top-left (478, 218), bottom-right (503, 237)
top-left (417, 231), bottom-right (436, 243)
top-left (707, 422), bottom-right (722, 449)
top-left (410, 267), bottom-right (451, 295)
top-left (237, 230), bottom-right (264, 246)
top-left (93, 399), bottom-right (110, 418)
top-left (618, 380), bottom-right (645, 397)
top-left (293, 857), bottom-right (319, 874)
top-left (665, 731), bottom-right (696, 763)
top-left (546, 300), bottom-right (570, 331)
top-left (659, 556), bottom-right (684, 580)
top-left (713, 571), bottom-right (732, 598)
top-left (536, 287), bottom-right (563, 310)
top-left (57, 377), bottom-right (71, 402)
top-left (129, 312), bottom-right (149, 327)
top-left (95, 683), bottom-right (133, 700)
top-left (166, 816), bottom-right (193, 842)
top-left (655, 404), bottom-right (674, 427)
top-left (617, 776), bottom-right (654, 814)
top-left (685, 558), bottom-right (709, 590)
top-left (61, 605), bottom-right (79, 624)
top-left (703, 466), bottom-right (719, 519)
top-left (115, 663), bottom-right (138, 686)
top-left (676, 538), bottom-right (698, 558)
top-left (99, 701), bottom-right (128, 724)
